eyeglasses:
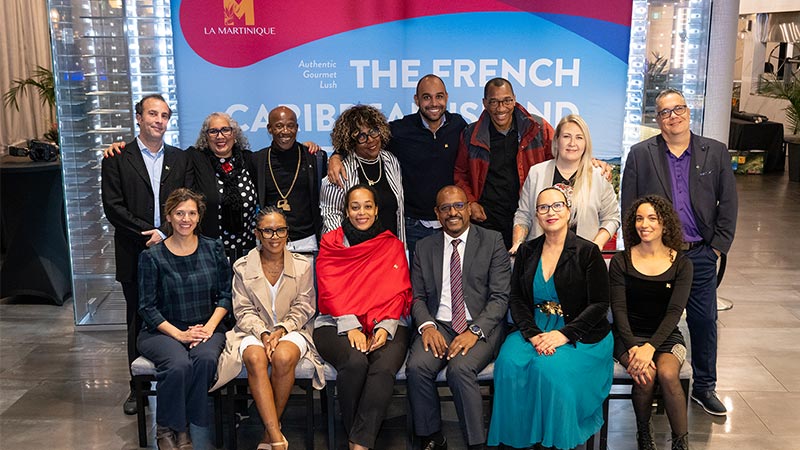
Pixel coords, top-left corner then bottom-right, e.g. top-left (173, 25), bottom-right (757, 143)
top-left (206, 126), bottom-right (233, 137)
top-left (257, 227), bottom-right (288, 238)
top-left (437, 202), bottom-right (467, 213)
top-left (656, 105), bottom-right (687, 119)
top-left (271, 122), bottom-right (298, 132)
top-left (354, 128), bottom-right (380, 144)
top-left (486, 97), bottom-right (515, 109)
top-left (535, 201), bottom-right (567, 215)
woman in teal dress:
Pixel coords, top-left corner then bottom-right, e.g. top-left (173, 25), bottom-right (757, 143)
top-left (488, 185), bottom-right (613, 449)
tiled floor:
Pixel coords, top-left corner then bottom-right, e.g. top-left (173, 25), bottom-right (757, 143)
top-left (1, 173), bottom-right (798, 450)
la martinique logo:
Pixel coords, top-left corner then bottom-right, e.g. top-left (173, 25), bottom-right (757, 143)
top-left (224, 0), bottom-right (254, 26)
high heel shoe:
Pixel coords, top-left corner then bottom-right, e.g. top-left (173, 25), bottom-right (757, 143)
top-left (271, 433), bottom-right (288, 449)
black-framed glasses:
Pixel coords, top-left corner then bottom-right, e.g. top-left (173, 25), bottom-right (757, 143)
top-left (656, 105), bottom-right (687, 119)
top-left (437, 202), bottom-right (467, 213)
top-left (206, 126), bottom-right (233, 137)
top-left (486, 97), bottom-right (515, 109)
top-left (271, 122), bottom-right (298, 132)
top-left (354, 128), bottom-right (380, 144)
top-left (257, 227), bottom-right (288, 238)
top-left (535, 201), bottom-right (567, 215)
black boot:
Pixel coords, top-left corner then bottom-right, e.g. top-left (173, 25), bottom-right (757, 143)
top-left (636, 419), bottom-right (657, 450)
top-left (671, 433), bottom-right (689, 450)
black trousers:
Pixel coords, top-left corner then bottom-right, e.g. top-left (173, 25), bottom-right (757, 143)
top-left (122, 280), bottom-right (142, 389)
top-left (314, 325), bottom-right (409, 448)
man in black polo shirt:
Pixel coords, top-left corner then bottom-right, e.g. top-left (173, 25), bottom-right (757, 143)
top-left (328, 74), bottom-right (468, 261)
top-left (252, 106), bottom-right (326, 252)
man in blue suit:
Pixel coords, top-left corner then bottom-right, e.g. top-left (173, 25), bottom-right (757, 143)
top-left (621, 88), bottom-right (738, 416)
top-left (407, 185), bottom-right (510, 450)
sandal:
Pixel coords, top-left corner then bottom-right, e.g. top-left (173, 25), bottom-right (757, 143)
top-left (271, 433), bottom-right (288, 449)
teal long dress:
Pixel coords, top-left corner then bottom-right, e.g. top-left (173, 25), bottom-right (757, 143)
top-left (487, 260), bottom-right (613, 449)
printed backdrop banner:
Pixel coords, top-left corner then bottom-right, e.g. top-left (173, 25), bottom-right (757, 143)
top-left (171, 0), bottom-right (632, 159)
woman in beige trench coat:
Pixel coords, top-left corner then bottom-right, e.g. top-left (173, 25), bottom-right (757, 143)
top-left (211, 207), bottom-right (324, 449)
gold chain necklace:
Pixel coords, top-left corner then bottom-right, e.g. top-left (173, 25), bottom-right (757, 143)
top-left (268, 145), bottom-right (302, 211)
top-left (356, 155), bottom-right (382, 186)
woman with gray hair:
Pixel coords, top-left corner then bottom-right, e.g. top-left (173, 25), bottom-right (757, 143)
top-left (188, 112), bottom-right (258, 262)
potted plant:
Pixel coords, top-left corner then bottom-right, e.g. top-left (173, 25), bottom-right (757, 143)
top-left (3, 65), bottom-right (58, 143)
top-left (758, 73), bottom-right (800, 181)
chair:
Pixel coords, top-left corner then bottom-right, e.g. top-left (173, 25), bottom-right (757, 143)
top-left (322, 361), bottom-right (496, 450)
top-left (130, 356), bottom-right (223, 448)
top-left (222, 357), bottom-right (319, 450)
top-left (598, 362), bottom-right (692, 450)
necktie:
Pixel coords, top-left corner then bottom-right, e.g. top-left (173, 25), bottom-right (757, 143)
top-left (450, 239), bottom-right (467, 334)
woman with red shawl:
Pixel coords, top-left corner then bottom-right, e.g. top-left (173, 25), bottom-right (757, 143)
top-left (314, 184), bottom-right (411, 450)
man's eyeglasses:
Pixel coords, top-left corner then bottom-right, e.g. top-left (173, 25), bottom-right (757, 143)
top-left (535, 202), bottom-right (567, 215)
top-left (486, 97), bottom-right (515, 109)
top-left (206, 126), bottom-right (233, 137)
top-left (354, 128), bottom-right (381, 144)
top-left (436, 202), bottom-right (467, 213)
top-left (656, 105), bottom-right (687, 119)
top-left (257, 227), bottom-right (289, 238)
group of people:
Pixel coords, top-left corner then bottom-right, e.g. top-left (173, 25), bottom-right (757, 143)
top-left (101, 78), bottom-right (737, 450)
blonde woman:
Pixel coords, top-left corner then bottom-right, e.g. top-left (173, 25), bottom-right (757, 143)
top-left (510, 114), bottom-right (619, 254)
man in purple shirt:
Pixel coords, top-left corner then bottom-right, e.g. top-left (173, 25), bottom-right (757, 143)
top-left (621, 89), bottom-right (738, 419)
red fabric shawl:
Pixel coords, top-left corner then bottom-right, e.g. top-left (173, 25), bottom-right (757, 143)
top-left (317, 228), bottom-right (411, 335)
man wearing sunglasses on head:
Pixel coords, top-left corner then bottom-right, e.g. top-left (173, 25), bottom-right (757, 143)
top-left (406, 185), bottom-right (511, 450)
top-left (101, 94), bottom-right (194, 416)
top-left (621, 88), bottom-right (738, 416)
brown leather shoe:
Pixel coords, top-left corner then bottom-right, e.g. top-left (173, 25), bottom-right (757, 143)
top-left (156, 426), bottom-right (178, 450)
top-left (175, 430), bottom-right (193, 450)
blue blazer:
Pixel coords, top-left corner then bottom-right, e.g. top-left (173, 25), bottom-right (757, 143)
top-left (621, 133), bottom-right (738, 254)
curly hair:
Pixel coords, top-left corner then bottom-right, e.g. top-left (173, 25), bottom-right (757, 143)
top-left (330, 105), bottom-right (391, 156)
top-left (194, 112), bottom-right (250, 151)
top-left (163, 188), bottom-right (206, 236)
top-left (622, 195), bottom-right (684, 251)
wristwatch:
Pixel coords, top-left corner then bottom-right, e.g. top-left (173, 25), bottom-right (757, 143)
top-left (468, 324), bottom-right (486, 341)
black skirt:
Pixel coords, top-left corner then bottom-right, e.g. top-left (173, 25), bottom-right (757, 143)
top-left (613, 328), bottom-right (686, 364)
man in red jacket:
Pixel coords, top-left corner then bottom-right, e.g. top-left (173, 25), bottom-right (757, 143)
top-left (454, 78), bottom-right (555, 249)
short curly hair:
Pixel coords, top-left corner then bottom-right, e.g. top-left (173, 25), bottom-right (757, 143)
top-left (622, 195), bottom-right (684, 251)
top-left (330, 105), bottom-right (391, 156)
top-left (194, 112), bottom-right (250, 151)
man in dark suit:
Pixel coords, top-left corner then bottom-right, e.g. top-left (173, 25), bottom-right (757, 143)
top-left (251, 106), bottom-right (326, 253)
top-left (621, 88), bottom-right (738, 416)
top-left (101, 94), bottom-right (193, 415)
top-left (407, 185), bottom-right (511, 450)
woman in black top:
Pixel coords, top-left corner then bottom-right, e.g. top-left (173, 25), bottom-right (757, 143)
top-left (610, 195), bottom-right (693, 450)
top-left (187, 112), bottom-right (257, 262)
top-left (319, 105), bottom-right (406, 242)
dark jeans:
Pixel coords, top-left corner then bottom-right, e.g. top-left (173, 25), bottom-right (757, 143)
top-left (405, 217), bottom-right (440, 266)
top-left (685, 244), bottom-right (719, 393)
top-left (137, 326), bottom-right (226, 431)
top-left (314, 325), bottom-right (409, 448)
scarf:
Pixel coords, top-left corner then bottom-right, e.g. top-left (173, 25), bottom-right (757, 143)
top-left (204, 145), bottom-right (245, 234)
top-left (341, 215), bottom-right (384, 246)
top-left (317, 227), bottom-right (411, 335)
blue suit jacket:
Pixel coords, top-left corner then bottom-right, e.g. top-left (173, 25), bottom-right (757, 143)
top-left (621, 133), bottom-right (738, 254)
